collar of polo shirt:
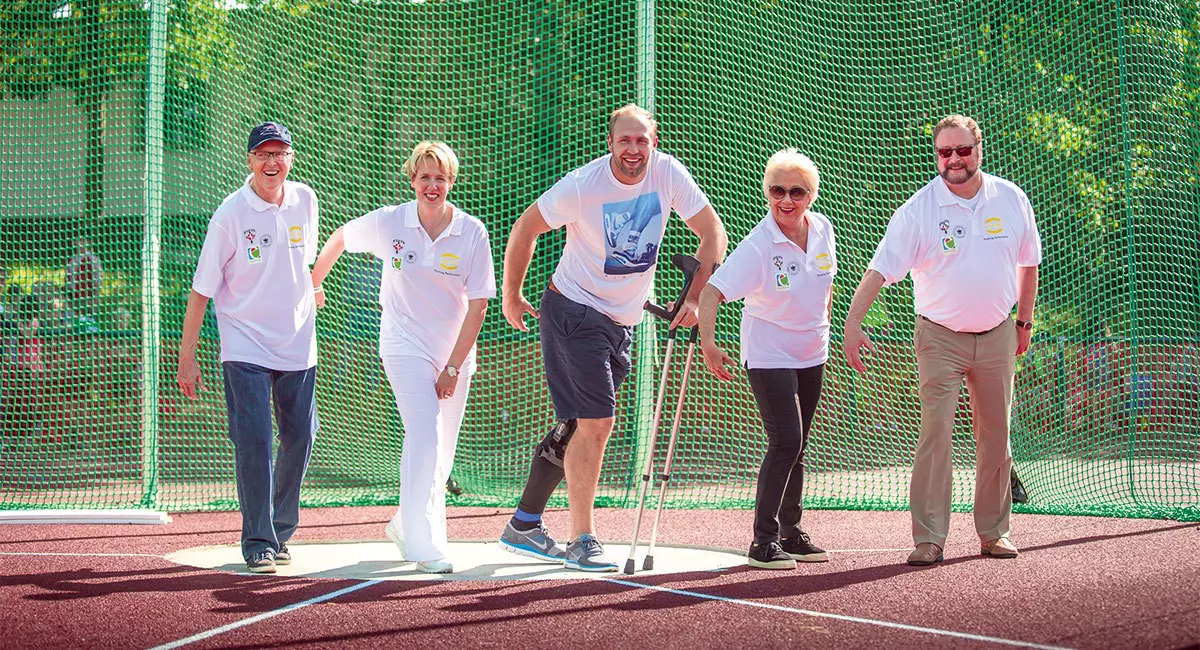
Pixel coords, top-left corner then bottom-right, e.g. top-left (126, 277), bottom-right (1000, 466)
top-left (933, 171), bottom-right (999, 208)
top-left (404, 206), bottom-right (466, 237)
top-left (241, 175), bottom-right (300, 211)
top-left (763, 209), bottom-right (826, 246)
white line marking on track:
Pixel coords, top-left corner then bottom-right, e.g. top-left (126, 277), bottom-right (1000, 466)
top-left (0, 551), bottom-right (164, 558)
top-left (604, 578), bottom-right (1071, 650)
top-left (148, 579), bottom-right (383, 650)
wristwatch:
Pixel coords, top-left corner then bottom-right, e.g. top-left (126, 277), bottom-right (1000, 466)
top-left (445, 365), bottom-right (459, 378)
top-left (1015, 319), bottom-right (1033, 330)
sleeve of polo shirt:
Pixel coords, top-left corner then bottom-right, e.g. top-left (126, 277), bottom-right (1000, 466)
top-left (191, 218), bottom-right (234, 298)
top-left (305, 190), bottom-right (319, 267)
top-left (867, 207), bottom-right (921, 286)
top-left (342, 210), bottom-right (382, 258)
top-left (706, 237), bottom-right (763, 303)
top-left (666, 155), bottom-right (711, 221)
top-left (464, 230), bottom-right (498, 301)
top-left (1017, 193), bottom-right (1043, 267)
top-left (536, 175), bottom-right (581, 230)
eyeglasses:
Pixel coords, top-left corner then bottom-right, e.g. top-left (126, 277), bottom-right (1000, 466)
top-left (252, 150), bottom-right (294, 162)
top-left (935, 145), bottom-right (976, 159)
top-left (768, 185), bottom-right (811, 201)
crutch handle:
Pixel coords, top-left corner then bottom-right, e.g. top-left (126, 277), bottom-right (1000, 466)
top-left (643, 254), bottom-right (702, 323)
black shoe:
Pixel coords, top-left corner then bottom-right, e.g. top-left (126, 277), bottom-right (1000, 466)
top-left (780, 532), bottom-right (829, 562)
top-left (748, 541), bottom-right (796, 570)
top-left (1010, 467), bottom-right (1029, 504)
top-left (446, 477), bottom-right (464, 496)
top-left (275, 544), bottom-right (291, 565)
top-left (246, 550), bottom-right (276, 574)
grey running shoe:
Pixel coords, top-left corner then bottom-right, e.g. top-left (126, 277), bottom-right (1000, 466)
top-left (564, 533), bottom-right (618, 572)
top-left (246, 550), bottom-right (276, 574)
top-left (499, 521), bottom-right (566, 562)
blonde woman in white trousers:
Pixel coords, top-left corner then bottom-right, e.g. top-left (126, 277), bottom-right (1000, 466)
top-left (311, 141), bottom-right (496, 573)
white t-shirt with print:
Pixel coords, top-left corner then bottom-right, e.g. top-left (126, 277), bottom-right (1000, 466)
top-left (538, 150), bottom-right (711, 326)
top-left (868, 173), bottom-right (1042, 333)
top-left (342, 201), bottom-right (496, 374)
top-left (192, 179), bottom-right (319, 371)
top-left (708, 211), bottom-right (837, 369)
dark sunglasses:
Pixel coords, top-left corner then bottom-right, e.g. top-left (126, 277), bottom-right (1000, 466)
top-left (768, 185), bottom-right (811, 200)
top-left (936, 145), bottom-right (976, 159)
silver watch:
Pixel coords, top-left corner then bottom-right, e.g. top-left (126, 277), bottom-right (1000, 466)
top-left (445, 365), bottom-right (459, 378)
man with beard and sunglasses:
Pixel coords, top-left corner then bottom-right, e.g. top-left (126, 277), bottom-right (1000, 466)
top-left (498, 103), bottom-right (727, 571)
top-left (842, 115), bottom-right (1042, 566)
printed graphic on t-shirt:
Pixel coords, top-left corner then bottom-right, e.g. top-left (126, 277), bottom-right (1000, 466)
top-left (603, 192), bottom-right (663, 275)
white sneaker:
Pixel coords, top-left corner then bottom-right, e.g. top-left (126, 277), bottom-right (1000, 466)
top-left (384, 521), bottom-right (405, 555)
top-left (417, 559), bottom-right (453, 574)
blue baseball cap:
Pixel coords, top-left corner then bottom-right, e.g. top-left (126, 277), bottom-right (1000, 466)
top-left (247, 122), bottom-right (292, 152)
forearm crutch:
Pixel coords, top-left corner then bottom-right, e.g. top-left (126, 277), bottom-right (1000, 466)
top-left (623, 254), bottom-right (700, 575)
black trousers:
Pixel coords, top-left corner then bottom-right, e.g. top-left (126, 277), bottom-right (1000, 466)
top-left (746, 364), bottom-right (825, 544)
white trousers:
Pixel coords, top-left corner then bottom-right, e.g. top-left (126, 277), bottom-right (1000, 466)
top-left (382, 356), bottom-right (471, 562)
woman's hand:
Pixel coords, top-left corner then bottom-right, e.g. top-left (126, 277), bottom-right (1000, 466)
top-left (701, 340), bottom-right (736, 381)
top-left (435, 368), bottom-right (459, 400)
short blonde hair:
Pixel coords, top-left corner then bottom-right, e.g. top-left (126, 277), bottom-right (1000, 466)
top-left (403, 141), bottom-right (459, 181)
top-left (762, 149), bottom-right (820, 200)
top-left (608, 103), bottom-right (658, 138)
top-left (932, 115), bottom-right (983, 144)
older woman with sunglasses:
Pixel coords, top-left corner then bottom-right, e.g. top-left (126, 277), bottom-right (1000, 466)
top-left (697, 149), bottom-right (837, 570)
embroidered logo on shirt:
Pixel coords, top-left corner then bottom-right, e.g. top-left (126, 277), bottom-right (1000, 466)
top-left (773, 255), bottom-right (783, 270)
top-left (775, 273), bottom-right (790, 290)
top-left (440, 253), bottom-right (460, 271)
top-left (941, 237), bottom-right (958, 254)
top-left (939, 220), bottom-right (950, 234)
top-left (260, 233), bottom-right (273, 248)
top-left (244, 228), bottom-right (256, 243)
top-left (393, 239), bottom-right (405, 253)
top-left (404, 250), bottom-right (418, 265)
top-left (953, 225), bottom-right (966, 238)
top-left (288, 225), bottom-right (304, 247)
top-left (985, 217), bottom-right (1003, 235)
top-left (786, 261), bottom-right (800, 275)
top-left (816, 253), bottom-right (833, 271)
top-left (392, 255), bottom-right (403, 271)
top-left (247, 246), bottom-right (263, 264)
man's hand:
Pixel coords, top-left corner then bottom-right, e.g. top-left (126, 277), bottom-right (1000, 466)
top-left (700, 340), bottom-right (735, 381)
top-left (503, 292), bottom-right (539, 331)
top-left (669, 296), bottom-right (699, 329)
top-left (1016, 324), bottom-right (1032, 355)
top-left (842, 322), bottom-right (874, 374)
top-left (177, 352), bottom-right (203, 399)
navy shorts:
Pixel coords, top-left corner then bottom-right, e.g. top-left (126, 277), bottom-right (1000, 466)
top-left (539, 288), bottom-right (632, 420)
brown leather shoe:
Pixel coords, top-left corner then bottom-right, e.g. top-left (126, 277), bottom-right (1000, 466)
top-left (981, 536), bottom-right (1019, 558)
top-left (906, 542), bottom-right (944, 566)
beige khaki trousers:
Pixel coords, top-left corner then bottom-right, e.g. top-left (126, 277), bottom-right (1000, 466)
top-left (910, 316), bottom-right (1016, 547)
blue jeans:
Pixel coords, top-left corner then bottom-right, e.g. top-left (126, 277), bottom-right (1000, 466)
top-left (221, 361), bottom-right (318, 560)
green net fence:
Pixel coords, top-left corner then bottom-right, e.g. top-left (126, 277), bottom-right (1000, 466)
top-left (1, 0), bottom-right (1197, 520)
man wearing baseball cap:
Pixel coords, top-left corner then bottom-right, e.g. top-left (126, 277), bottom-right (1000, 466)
top-left (176, 122), bottom-right (323, 574)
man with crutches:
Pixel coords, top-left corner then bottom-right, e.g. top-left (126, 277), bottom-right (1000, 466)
top-left (498, 104), bottom-right (727, 571)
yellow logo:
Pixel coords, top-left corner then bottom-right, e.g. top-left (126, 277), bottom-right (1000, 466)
top-left (815, 253), bottom-right (832, 271)
top-left (288, 225), bottom-right (304, 243)
top-left (984, 217), bottom-right (1003, 235)
top-left (439, 253), bottom-right (460, 271)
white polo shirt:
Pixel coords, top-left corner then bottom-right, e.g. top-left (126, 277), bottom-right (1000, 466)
top-left (538, 150), bottom-right (711, 326)
top-left (342, 201), bottom-right (496, 374)
top-left (868, 173), bottom-right (1042, 333)
top-left (192, 179), bottom-right (319, 371)
top-left (708, 211), bottom-right (838, 369)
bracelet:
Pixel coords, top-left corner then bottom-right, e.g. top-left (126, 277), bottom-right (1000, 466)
top-left (313, 286), bottom-right (324, 294)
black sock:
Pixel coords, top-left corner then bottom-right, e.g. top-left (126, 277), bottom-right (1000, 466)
top-left (512, 454), bottom-right (565, 529)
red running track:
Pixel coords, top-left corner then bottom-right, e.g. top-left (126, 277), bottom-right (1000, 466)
top-left (1, 507), bottom-right (1197, 649)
